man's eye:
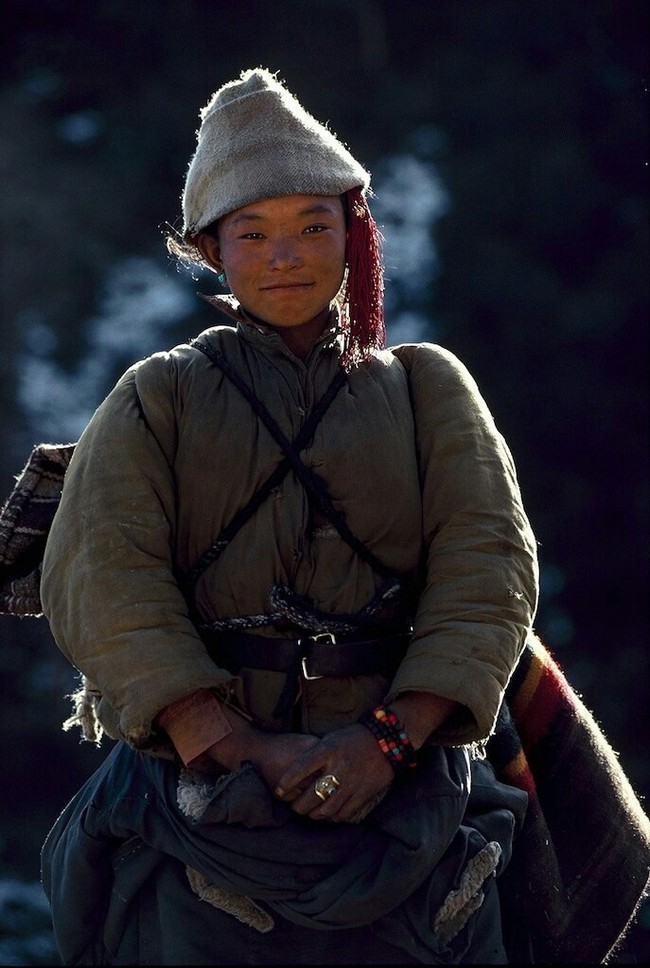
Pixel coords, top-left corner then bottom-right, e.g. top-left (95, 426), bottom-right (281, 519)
top-left (240, 232), bottom-right (264, 240)
top-left (304, 225), bottom-right (326, 234)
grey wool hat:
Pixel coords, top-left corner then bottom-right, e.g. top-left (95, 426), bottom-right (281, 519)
top-left (182, 67), bottom-right (371, 235)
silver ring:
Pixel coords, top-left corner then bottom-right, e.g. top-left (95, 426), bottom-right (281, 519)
top-left (314, 773), bottom-right (341, 801)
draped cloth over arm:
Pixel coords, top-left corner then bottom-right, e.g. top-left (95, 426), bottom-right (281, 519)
top-left (488, 632), bottom-right (650, 964)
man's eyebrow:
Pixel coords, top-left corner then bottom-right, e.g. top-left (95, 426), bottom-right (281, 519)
top-left (229, 203), bottom-right (338, 225)
top-left (296, 203), bottom-right (339, 217)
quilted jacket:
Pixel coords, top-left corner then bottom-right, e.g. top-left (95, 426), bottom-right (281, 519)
top-left (41, 299), bottom-right (538, 752)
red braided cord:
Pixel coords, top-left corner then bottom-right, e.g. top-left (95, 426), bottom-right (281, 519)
top-left (340, 187), bottom-right (385, 369)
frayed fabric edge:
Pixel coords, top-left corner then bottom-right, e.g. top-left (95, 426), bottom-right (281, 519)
top-left (62, 677), bottom-right (104, 745)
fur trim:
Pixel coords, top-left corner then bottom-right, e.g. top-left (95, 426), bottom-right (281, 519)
top-left (186, 866), bottom-right (274, 933)
top-left (433, 840), bottom-right (502, 943)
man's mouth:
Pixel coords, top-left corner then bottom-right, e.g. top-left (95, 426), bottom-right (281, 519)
top-left (260, 282), bottom-right (314, 291)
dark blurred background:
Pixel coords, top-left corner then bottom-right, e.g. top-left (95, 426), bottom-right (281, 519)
top-left (1, 0), bottom-right (648, 963)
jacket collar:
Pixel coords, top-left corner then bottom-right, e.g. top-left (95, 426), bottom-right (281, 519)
top-left (199, 293), bottom-right (344, 359)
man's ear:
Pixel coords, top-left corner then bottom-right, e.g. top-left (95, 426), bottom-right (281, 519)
top-left (196, 233), bottom-right (222, 273)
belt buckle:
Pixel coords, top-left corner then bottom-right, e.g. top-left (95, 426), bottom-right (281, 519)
top-left (299, 632), bottom-right (336, 680)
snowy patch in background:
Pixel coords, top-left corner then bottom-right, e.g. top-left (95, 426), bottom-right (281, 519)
top-left (371, 130), bottom-right (450, 346)
top-left (17, 257), bottom-right (195, 441)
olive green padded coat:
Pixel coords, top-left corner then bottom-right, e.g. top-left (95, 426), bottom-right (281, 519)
top-left (41, 302), bottom-right (538, 753)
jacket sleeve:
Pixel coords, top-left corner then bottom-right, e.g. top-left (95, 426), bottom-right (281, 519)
top-left (387, 343), bottom-right (539, 745)
top-left (40, 352), bottom-right (235, 750)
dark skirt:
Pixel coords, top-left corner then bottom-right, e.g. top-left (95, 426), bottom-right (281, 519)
top-left (42, 741), bottom-right (527, 965)
top-left (107, 851), bottom-right (508, 965)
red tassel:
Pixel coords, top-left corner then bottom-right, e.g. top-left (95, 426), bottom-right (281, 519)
top-left (341, 188), bottom-right (385, 369)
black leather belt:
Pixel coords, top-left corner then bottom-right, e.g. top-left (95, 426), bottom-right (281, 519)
top-left (202, 628), bottom-right (411, 680)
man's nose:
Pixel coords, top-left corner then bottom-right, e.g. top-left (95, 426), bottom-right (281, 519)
top-left (268, 238), bottom-right (302, 269)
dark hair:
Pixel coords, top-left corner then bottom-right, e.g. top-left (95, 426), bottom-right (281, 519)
top-left (165, 220), bottom-right (219, 273)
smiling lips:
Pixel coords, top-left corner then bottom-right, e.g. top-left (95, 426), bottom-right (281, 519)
top-left (260, 281), bottom-right (314, 291)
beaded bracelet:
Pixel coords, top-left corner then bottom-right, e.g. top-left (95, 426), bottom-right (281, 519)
top-left (358, 704), bottom-right (418, 775)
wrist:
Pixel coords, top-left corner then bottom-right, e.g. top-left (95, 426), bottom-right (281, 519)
top-left (358, 704), bottom-right (418, 775)
top-left (389, 692), bottom-right (457, 749)
top-left (206, 703), bottom-right (259, 771)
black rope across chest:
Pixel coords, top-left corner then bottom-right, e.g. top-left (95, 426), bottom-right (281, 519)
top-left (184, 338), bottom-right (409, 649)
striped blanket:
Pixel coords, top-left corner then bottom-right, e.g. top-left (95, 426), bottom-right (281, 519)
top-left (489, 632), bottom-right (650, 963)
top-left (0, 443), bottom-right (74, 616)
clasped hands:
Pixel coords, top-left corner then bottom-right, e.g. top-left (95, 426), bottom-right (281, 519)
top-left (208, 721), bottom-right (394, 825)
